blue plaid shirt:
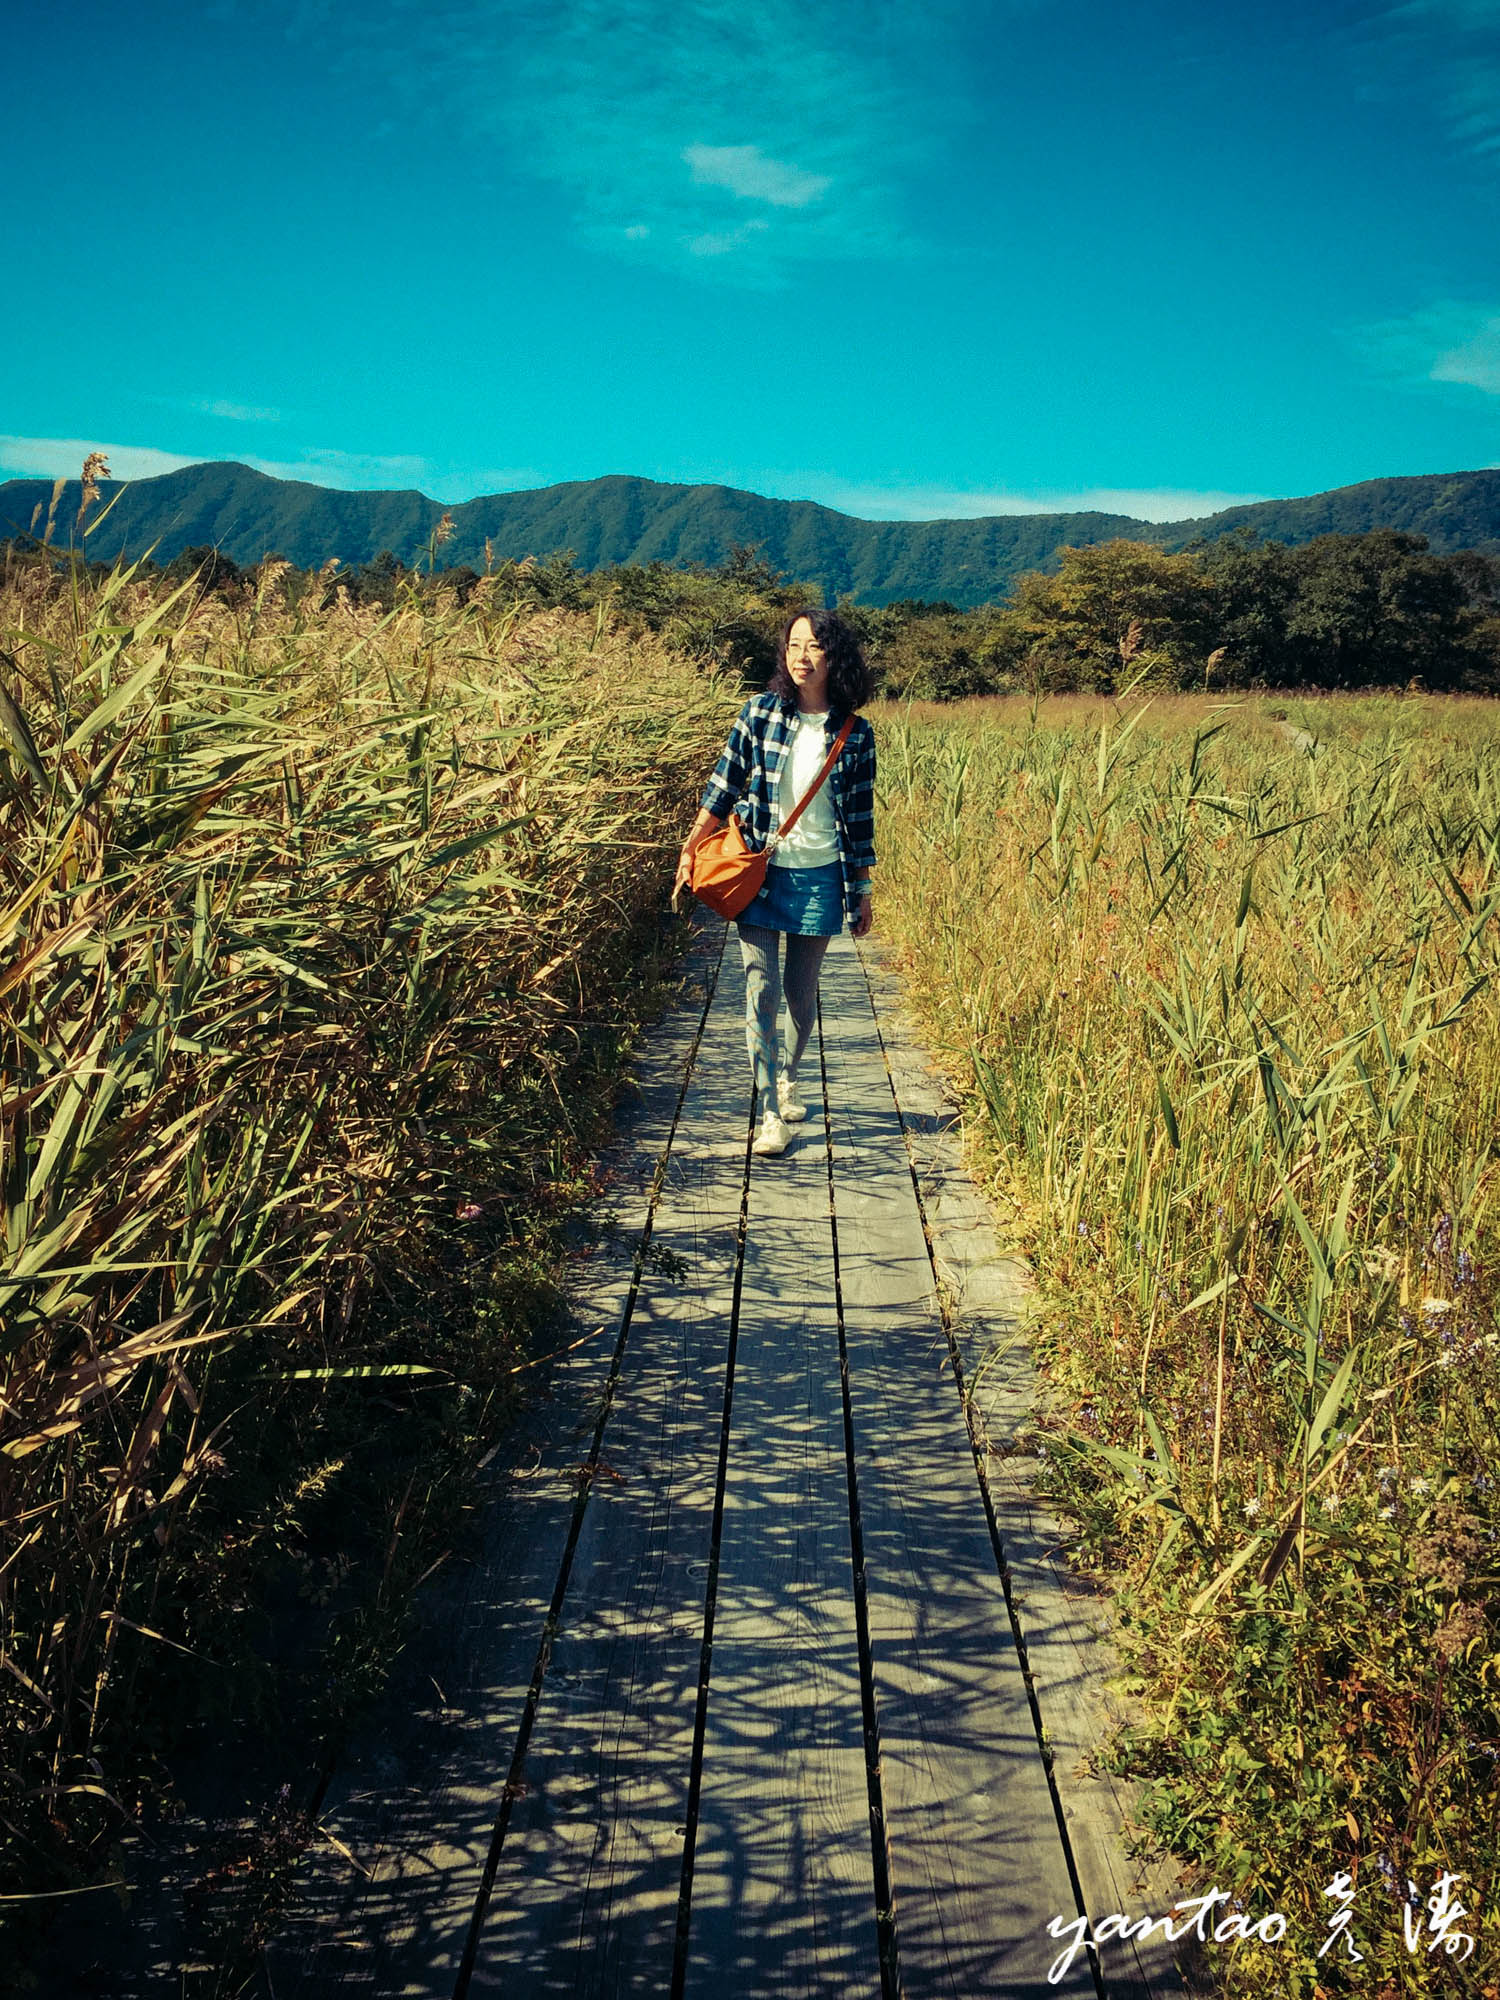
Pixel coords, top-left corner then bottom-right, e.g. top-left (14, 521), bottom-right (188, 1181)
top-left (701, 692), bottom-right (877, 923)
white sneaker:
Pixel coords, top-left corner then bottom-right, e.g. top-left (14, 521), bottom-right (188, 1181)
top-left (752, 1110), bottom-right (792, 1156)
top-left (777, 1074), bottom-right (808, 1123)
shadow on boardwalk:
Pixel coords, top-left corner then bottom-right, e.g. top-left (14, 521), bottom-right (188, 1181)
top-left (41, 922), bottom-right (1201, 1998)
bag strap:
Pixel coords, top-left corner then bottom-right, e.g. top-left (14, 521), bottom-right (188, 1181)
top-left (770, 715), bottom-right (856, 847)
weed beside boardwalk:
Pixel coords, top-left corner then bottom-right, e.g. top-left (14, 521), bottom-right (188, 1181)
top-left (874, 693), bottom-right (1499, 1994)
top-left (0, 551), bottom-right (733, 1920)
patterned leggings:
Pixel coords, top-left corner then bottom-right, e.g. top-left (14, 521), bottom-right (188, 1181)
top-left (735, 923), bottom-right (833, 1102)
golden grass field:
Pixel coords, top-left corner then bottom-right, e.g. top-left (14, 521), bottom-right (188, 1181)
top-left (0, 551), bottom-right (730, 1913)
top-left (872, 689), bottom-right (1499, 1991)
top-left (3, 551), bottom-right (1495, 1992)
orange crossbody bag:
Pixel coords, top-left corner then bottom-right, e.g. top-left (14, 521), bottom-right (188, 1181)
top-left (689, 716), bottom-right (855, 920)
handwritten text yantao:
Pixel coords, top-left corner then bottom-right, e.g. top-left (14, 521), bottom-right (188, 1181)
top-left (1045, 1874), bottom-right (1478, 1984)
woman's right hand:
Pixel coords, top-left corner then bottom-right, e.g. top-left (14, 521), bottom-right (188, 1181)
top-left (674, 808), bottom-right (725, 906)
top-left (673, 846), bottom-right (695, 904)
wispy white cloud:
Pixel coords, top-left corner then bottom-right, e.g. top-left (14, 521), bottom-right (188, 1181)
top-left (688, 220), bottom-right (771, 259)
top-left (141, 390), bottom-right (286, 425)
top-left (1431, 316), bottom-right (1500, 391)
top-left (1361, 1), bottom-right (1500, 159)
top-left (196, 397), bottom-right (284, 423)
top-left (497, 0), bottom-right (943, 282)
top-left (0, 436), bottom-right (201, 482)
top-left (297, 0), bottom-right (966, 284)
top-left (245, 447), bottom-right (439, 489)
top-left (765, 473), bottom-right (1271, 523)
top-left (1358, 300), bottom-right (1500, 395)
top-left (243, 449), bottom-right (537, 500)
top-left (0, 434), bottom-right (534, 503)
top-left (684, 144), bottom-right (830, 208)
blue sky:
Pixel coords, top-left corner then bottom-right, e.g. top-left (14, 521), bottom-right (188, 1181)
top-left (2, 0), bottom-right (1498, 521)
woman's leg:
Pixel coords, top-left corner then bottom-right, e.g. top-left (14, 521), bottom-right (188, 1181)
top-left (736, 921), bottom-right (782, 1104)
top-left (782, 933), bottom-right (833, 1085)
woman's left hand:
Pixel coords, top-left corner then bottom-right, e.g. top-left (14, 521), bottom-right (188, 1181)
top-left (852, 893), bottom-right (873, 940)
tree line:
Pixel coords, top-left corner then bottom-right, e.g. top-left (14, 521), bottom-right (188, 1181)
top-left (846, 530), bottom-right (1500, 697)
top-left (10, 524), bottom-right (1500, 696)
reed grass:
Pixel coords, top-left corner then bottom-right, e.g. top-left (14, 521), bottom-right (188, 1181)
top-left (0, 547), bottom-right (732, 1901)
top-left (873, 690), bottom-right (1499, 1993)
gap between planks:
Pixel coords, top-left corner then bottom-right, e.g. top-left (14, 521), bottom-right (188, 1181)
top-left (849, 940), bottom-right (1199, 2000)
top-left (269, 923), bottom-right (1184, 2000)
top-left (819, 939), bottom-right (1093, 2000)
top-left (465, 941), bottom-right (754, 1996)
top-left (267, 927), bottom-right (727, 1999)
top-left (681, 1050), bottom-right (878, 2000)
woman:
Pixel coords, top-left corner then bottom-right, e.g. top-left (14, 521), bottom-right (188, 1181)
top-left (674, 608), bottom-right (877, 1156)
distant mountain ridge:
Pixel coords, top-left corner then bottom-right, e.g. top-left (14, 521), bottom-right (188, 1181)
top-left (3, 461), bottom-right (1498, 608)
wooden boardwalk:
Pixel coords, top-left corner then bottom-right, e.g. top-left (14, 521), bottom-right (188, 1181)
top-left (269, 928), bottom-right (1186, 2000)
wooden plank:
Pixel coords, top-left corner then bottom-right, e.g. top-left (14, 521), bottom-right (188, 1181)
top-left (684, 1069), bottom-right (880, 2000)
top-left (465, 944), bottom-right (753, 1996)
top-left (981, 1452), bottom-right (1196, 1999)
top-left (818, 937), bottom-right (1093, 2000)
top-left (857, 946), bottom-right (1197, 1999)
top-left (267, 933), bottom-right (726, 1999)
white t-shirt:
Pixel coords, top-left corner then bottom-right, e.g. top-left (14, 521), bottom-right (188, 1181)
top-left (772, 710), bottom-right (839, 869)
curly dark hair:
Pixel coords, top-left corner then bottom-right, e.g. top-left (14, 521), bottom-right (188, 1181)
top-left (768, 606), bottom-right (875, 712)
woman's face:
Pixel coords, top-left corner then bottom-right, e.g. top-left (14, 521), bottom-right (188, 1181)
top-left (786, 617), bottom-right (831, 710)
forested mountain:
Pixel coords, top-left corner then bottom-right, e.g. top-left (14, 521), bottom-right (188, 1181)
top-left (1171, 472), bottom-right (1500, 556)
top-left (4, 460), bottom-right (1499, 608)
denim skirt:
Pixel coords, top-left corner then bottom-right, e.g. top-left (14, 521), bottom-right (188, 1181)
top-left (739, 860), bottom-right (844, 936)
